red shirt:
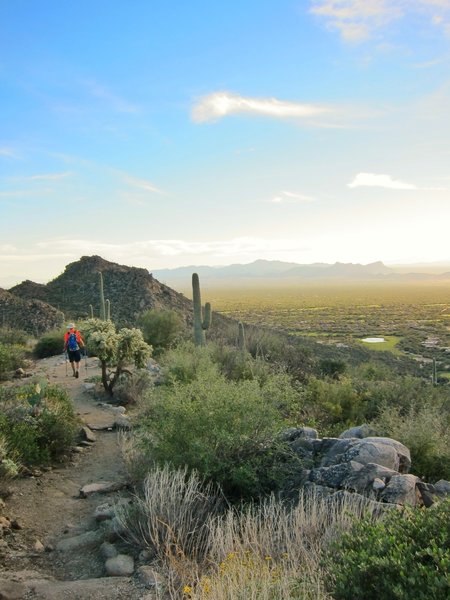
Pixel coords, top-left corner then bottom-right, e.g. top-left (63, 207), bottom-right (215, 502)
top-left (64, 329), bottom-right (84, 349)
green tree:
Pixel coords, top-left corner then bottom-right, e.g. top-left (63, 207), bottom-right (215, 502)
top-left (82, 318), bottom-right (152, 396)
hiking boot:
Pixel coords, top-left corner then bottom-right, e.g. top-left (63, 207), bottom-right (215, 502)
top-left (75, 370), bottom-right (79, 378)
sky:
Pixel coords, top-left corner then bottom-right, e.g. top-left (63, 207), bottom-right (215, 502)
top-left (1, 0), bottom-right (450, 287)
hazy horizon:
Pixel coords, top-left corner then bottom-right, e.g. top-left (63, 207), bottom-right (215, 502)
top-left (1, 2), bottom-right (450, 288)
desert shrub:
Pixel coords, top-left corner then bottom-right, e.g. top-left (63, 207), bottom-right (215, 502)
top-left (0, 382), bottom-right (78, 468)
top-left (113, 369), bottom-right (153, 406)
top-left (159, 341), bottom-right (219, 385)
top-left (137, 308), bottom-right (185, 356)
top-left (0, 327), bottom-right (29, 347)
top-left (0, 343), bottom-right (26, 380)
top-left (327, 500), bottom-right (450, 600)
top-left (132, 364), bottom-right (301, 500)
top-left (210, 342), bottom-right (272, 383)
top-left (34, 328), bottom-right (66, 358)
top-left (370, 404), bottom-right (450, 481)
top-left (116, 465), bottom-right (222, 561)
top-left (318, 358), bottom-right (347, 380)
top-left (302, 377), bottom-right (366, 432)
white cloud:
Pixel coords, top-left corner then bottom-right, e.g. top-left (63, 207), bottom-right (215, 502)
top-left (348, 172), bottom-right (418, 189)
top-left (310, 1), bottom-right (450, 42)
top-left (28, 172), bottom-right (73, 181)
top-left (348, 172), bottom-right (447, 190)
top-left (0, 147), bottom-right (18, 159)
top-left (191, 91), bottom-right (331, 123)
top-left (270, 190), bottom-right (316, 203)
top-left (123, 175), bottom-right (164, 195)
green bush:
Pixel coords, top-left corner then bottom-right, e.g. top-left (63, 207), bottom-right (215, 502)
top-left (137, 308), bottom-right (185, 356)
top-left (210, 342), bottom-right (272, 383)
top-left (327, 501), bottom-right (450, 600)
top-left (370, 404), bottom-right (450, 481)
top-left (34, 328), bottom-right (66, 358)
top-left (134, 362), bottom-right (301, 500)
top-left (0, 382), bottom-right (79, 468)
top-left (0, 327), bottom-right (29, 347)
top-left (159, 341), bottom-right (220, 385)
top-left (0, 343), bottom-right (26, 380)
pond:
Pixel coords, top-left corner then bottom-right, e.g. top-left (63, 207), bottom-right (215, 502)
top-left (361, 337), bottom-right (386, 343)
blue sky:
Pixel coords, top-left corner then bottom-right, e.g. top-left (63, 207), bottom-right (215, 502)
top-left (1, 0), bottom-right (450, 286)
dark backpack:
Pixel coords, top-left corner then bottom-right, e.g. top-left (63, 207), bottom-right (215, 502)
top-left (67, 331), bottom-right (80, 351)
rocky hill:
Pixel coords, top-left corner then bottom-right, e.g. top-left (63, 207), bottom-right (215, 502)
top-left (0, 288), bottom-right (64, 335)
top-left (9, 255), bottom-right (209, 329)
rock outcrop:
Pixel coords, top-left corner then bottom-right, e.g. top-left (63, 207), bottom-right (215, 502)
top-left (285, 425), bottom-right (449, 508)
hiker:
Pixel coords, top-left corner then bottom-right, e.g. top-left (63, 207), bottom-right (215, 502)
top-left (64, 323), bottom-right (85, 378)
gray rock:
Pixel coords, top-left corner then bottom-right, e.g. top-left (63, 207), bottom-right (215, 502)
top-left (81, 425), bottom-right (96, 443)
top-left (342, 439), bottom-right (400, 471)
top-left (380, 474), bottom-right (420, 506)
top-left (56, 529), bottom-right (105, 552)
top-left (342, 462), bottom-right (399, 494)
top-left (105, 554), bottom-right (134, 577)
top-left (309, 461), bottom-right (364, 489)
top-left (319, 438), bottom-right (360, 467)
top-left (372, 478), bottom-right (386, 491)
top-left (0, 580), bottom-right (26, 600)
top-left (339, 424), bottom-right (374, 439)
top-left (94, 503), bottom-right (115, 521)
top-left (434, 480), bottom-right (450, 496)
top-left (79, 481), bottom-right (128, 497)
top-left (99, 541), bottom-right (118, 559)
top-left (113, 415), bottom-right (131, 430)
top-left (363, 437), bottom-right (411, 473)
top-left (416, 482), bottom-right (437, 508)
top-left (136, 566), bottom-right (165, 589)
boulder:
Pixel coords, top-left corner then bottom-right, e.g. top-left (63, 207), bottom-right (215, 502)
top-left (363, 437), bottom-right (411, 473)
top-left (434, 480), bottom-right (450, 496)
top-left (339, 424), bottom-right (375, 439)
top-left (309, 461), bottom-right (364, 489)
top-left (342, 439), bottom-right (400, 472)
top-left (343, 462), bottom-right (399, 494)
top-left (380, 474), bottom-right (420, 506)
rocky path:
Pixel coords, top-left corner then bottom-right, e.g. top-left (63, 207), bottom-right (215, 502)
top-left (0, 356), bottom-right (158, 599)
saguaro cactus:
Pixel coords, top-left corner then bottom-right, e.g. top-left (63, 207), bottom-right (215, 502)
top-left (99, 272), bottom-right (106, 321)
top-left (238, 321), bottom-right (246, 351)
top-left (192, 273), bottom-right (211, 346)
top-left (89, 304), bottom-right (94, 318)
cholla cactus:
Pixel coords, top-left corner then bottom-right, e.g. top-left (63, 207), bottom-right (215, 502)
top-left (192, 273), bottom-right (211, 346)
top-left (238, 321), bottom-right (246, 351)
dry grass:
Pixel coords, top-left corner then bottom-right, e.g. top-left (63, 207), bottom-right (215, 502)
top-left (116, 465), bottom-right (379, 599)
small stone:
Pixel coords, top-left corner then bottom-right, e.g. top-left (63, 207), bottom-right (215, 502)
top-left (99, 541), bottom-right (118, 559)
top-left (79, 481), bottom-right (128, 498)
top-left (34, 539), bottom-right (45, 552)
top-left (72, 446), bottom-right (85, 453)
top-left (80, 425), bottom-right (96, 442)
top-left (137, 565), bottom-right (164, 589)
top-left (372, 478), bottom-right (386, 491)
top-left (10, 519), bottom-right (22, 530)
top-left (105, 553), bottom-right (134, 576)
top-left (94, 503), bottom-right (115, 521)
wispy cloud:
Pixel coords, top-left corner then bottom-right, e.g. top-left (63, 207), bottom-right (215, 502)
top-left (123, 175), bottom-right (164, 195)
top-left (192, 91), bottom-right (332, 123)
top-left (310, 1), bottom-right (450, 42)
top-left (347, 172), bottom-right (447, 190)
top-left (0, 147), bottom-right (19, 159)
top-left (83, 80), bottom-right (140, 114)
top-left (28, 171), bottom-right (73, 181)
top-left (270, 190), bottom-right (316, 203)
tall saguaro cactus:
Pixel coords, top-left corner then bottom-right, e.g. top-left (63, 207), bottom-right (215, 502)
top-left (192, 273), bottom-right (211, 346)
top-left (99, 272), bottom-right (106, 321)
top-left (238, 321), bottom-right (246, 351)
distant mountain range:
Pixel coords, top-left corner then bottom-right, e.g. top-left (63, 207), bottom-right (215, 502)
top-left (153, 259), bottom-right (450, 285)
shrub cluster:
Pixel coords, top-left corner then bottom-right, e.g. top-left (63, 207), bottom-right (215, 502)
top-left (0, 382), bottom-right (79, 472)
top-left (128, 343), bottom-right (302, 500)
top-left (34, 327), bottom-right (67, 358)
top-left (327, 500), bottom-right (450, 600)
top-left (0, 327), bottom-right (29, 380)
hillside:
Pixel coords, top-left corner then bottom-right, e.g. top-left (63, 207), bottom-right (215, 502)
top-left (0, 288), bottom-right (64, 335)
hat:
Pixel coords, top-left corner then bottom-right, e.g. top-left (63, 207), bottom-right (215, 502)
top-left (67, 323), bottom-right (75, 329)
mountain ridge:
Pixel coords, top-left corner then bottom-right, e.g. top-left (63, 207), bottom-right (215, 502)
top-left (152, 259), bottom-right (450, 283)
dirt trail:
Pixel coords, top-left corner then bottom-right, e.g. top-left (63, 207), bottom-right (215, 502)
top-left (0, 356), bottom-right (155, 599)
